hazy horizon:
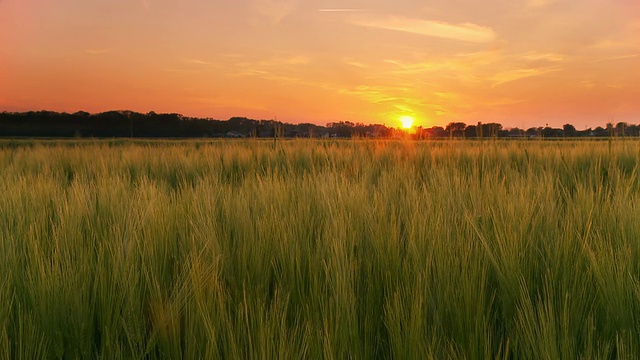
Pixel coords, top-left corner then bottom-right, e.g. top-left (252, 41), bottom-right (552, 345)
top-left (2, 0), bottom-right (639, 129)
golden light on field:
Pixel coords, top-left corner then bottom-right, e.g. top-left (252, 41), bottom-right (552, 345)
top-left (400, 116), bottom-right (415, 129)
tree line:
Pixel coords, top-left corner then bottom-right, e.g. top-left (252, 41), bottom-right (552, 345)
top-left (426, 121), bottom-right (640, 139)
top-left (0, 110), bottom-right (638, 139)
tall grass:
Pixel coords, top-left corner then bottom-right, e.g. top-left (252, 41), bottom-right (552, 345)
top-left (0, 139), bottom-right (639, 358)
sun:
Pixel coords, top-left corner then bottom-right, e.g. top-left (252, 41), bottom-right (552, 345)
top-left (400, 116), bottom-right (415, 129)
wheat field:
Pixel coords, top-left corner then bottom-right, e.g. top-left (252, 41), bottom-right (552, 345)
top-left (0, 139), bottom-right (639, 359)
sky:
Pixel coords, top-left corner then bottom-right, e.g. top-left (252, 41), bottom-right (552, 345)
top-left (1, 0), bottom-right (639, 129)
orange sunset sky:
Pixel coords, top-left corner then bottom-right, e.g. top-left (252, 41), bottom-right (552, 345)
top-left (1, 0), bottom-right (639, 128)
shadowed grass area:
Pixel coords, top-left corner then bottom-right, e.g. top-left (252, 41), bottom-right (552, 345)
top-left (0, 139), bottom-right (639, 358)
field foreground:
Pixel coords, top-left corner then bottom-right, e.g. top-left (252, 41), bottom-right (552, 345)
top-left (1, 139), bottom-right (640, 359)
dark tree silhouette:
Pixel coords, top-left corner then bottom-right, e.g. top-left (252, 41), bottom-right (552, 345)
top-left (0, 110), bottom-right (635, 139)
top-left (445, 122), bottom-right (466, 138)
top-left (563, 124), bottom-right (577, 137)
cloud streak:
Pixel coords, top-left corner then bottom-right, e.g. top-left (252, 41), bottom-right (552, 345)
top-left (520, 52), bottom-right (564, 62)
top-left (527, 0), bottom-right (557, 9)
top-left (185, 59), bottom-right (216, 66)
top-left (252, 0), bottom-right (297, 24)
top-left (491, 67), bottom-right (561, 87)
top-left (595, 53), bottom-right (640, 62)
top-left (318, 9), bottom-right (373, 12)
top-left (86, 49), bottom-right (112, 55)
top-left (351, 15), bottom-right (496, 43)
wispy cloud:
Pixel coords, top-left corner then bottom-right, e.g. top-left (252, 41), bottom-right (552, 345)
top-left (343, 59), bottom-right (368, 68)
top-left (351, 15), bottom-right (496, 43)
top-left (579, 80), bottom-right (596, 89)
top-left (527, 0), bottom-right (557, 9)
top-left (590, 39), bottom-right (635, 50)
top-left (491, 67), bottom-right (561, 87)
top-left (318, 9), bottom-right (373, 12)
top-left (382, 49), bottom-right (500, 76)
top-left (520, 52), bottom-right (564, 62)
top-left (383, 59), bottom-right (447, 74)
top-left (338, 84), bottom-right (434, 111)
top-left (226, 55), bottom-right (317, 85)
top-left (595, 53), bottom-right (640, 62)
top-left (341, 85), bottom-right (400, 104)
top-left (86, 49), bottom-right (112, 55)
top-left (252, 0), bottom-right (297, 24)
top-left (283, 55), bottom-right (310, 65)
top-left (184, 59), bottom-right (216, 66)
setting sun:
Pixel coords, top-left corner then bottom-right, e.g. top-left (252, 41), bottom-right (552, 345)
top-left (400, 116), bottom-right (415, 129)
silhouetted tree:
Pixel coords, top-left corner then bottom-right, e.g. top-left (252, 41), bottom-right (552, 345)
top-left (507, 127), bottom-right (525, 137)
top-left (0, 110), bottom-right (630, 140)
top-left (445, 122), bottom-right (466, 138)
top-left (423, 126), bottom-right (447, 138)
top-left (592, 126), bottom-right (607, 137)
top-left (615, 122), bottom-right (628, 137)
top-left (465, 125), bottom-right (477, 138)
top-left (481, 123), bottom-right (502, 138)
top-left (541, 126), bottom-right (563, 138)
top-left (563, 124), bottom-right (577, 137)
top-left (606, 122), bottom-right (614, 137)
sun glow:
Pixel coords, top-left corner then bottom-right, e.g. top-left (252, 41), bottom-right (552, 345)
top-left (400, 116), bottom-right (415, 129)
